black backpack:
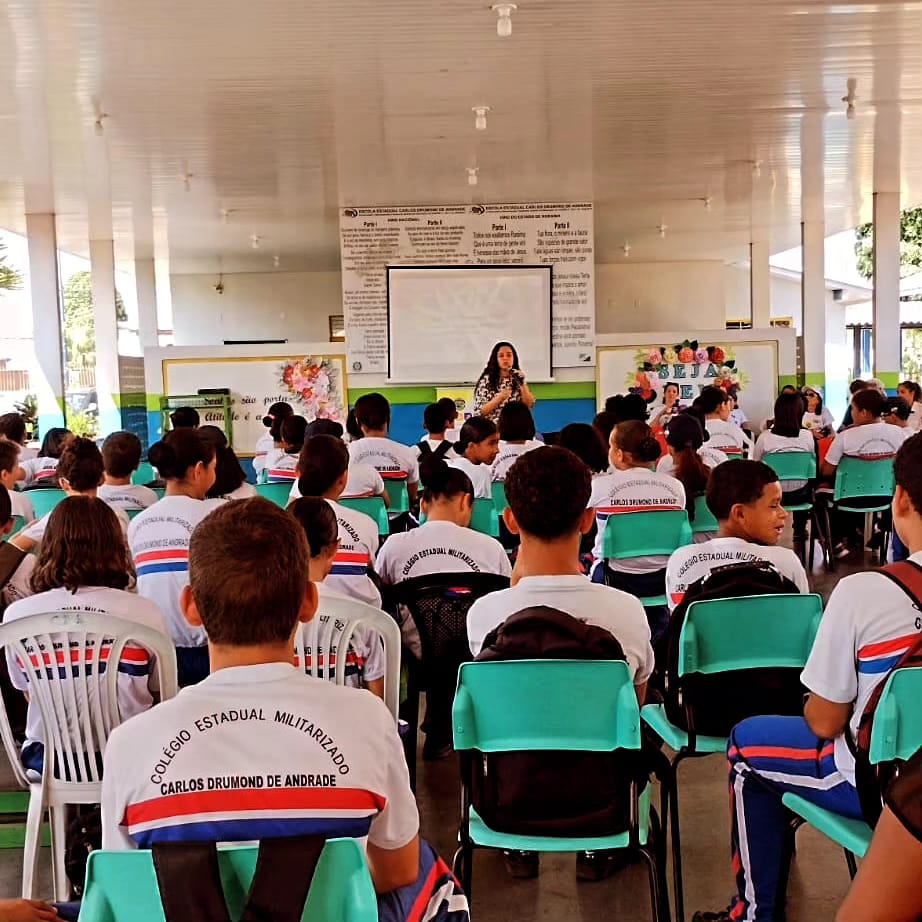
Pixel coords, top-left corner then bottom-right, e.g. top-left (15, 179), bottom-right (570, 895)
top-left (468, 606), bottom-right (645, 837)
top-left (416, 439), bottom-right (452, 461)
top-left (661, 560), bottom-right (805, 737)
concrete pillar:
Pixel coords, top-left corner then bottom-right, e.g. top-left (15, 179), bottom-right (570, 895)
top-left (135, 258), bottom-right (159, 351)
top-left (801, 221), bottom-right (826, 392)
top-left (873, 190), bottom-right (901, 390)
top-left (25, 213), bottom-right (66, 434)
top-left (89, 239), bottom-right (123, 435)
top-left (750, 239), bottom-right (771, 328)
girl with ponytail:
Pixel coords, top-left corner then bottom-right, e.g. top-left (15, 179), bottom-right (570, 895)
top-left (448, 417), bottom-right (500, 499)
top-left (253, 401), bottom-right (293, 477)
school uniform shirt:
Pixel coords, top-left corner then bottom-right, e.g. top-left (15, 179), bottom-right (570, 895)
top-left (655, 446), bottom-right (728, 477)
top-left (752, 430), bottom-right (816, 492)
top-left (252, 432), bottom-right (275, 476)
top-left (263, 448), bottom-right (299, 483)
top-left (3, 555), bottom-right (36, 607)
top-left (323, 499), bottom-right (381, 609)
top-left (293, 584), bottom-right (384, 689)
top-left (802, 408), bottom-right (835, 433)
top-left (101, 662), bottom-right (419, 850)
top-left (375, 519), bottom-right (511, 585)
top-left (21, 504), bottom-right (130, 547)
top-left (20, 457), bottom-right (59, 487)
top-left (9, 490), bottom-right (34, 523)
top-left (825, 421), bottom-right (912, 465)
top-left (98, 483), bottom-right (160, 512)
top-left (348, 437), bottom-right (419, 485)
top-left (664, 536), bottom-right (809, 611)
top-left (589, 468), bottom-right (686, 574)
top-left (729, 408), bottom-right (748, 429)
top-left (446, 456), bottom-right (492, 500)
top-left (907, 401), bottom-right (922, 432)
top-left (288, 464), bottom-right (384, 503)
top-left (215, 483), bottom-right (258, 501)
top-left (128, 496), bottom-right (223, 648)
top-left (704, 419), bottom-right (750, 454)
top-left (4, 586), bottom-right (167, 751)
top-left (800, 550), bottom-right (922, 786)
top-left (19, 446), bottom-right (38, 462)
top-left (466, 575), bottom-right (654, 686)
top-left (490, 440), bottom-right (542, 482)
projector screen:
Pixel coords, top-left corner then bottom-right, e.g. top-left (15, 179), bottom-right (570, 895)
top-left (386, 265), bottom-right (553, 383)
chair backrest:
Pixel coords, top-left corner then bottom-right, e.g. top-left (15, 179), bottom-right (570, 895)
top-left (293, 591), bottom-right (401, 720)
top-left (26, 489), bottom-right (67, 519)
top-left (678, 593), bottom-right (823, 678)
top-left (869, 667), bottom-right (922, 766)
top-left (453, 659), bottom-right (639, 753)
top-left (151, 486), bottom-right (166, 500)
top-left (469, 498), bottom-right (499, 537)
top-left (491, 481), bottom-right (508, 513)
top-left (254, 481), bottom-right (293, 508)
top-left (79, 839), bottom-right (377, 922)
top-left (762, 450), bottom-right (817, 483)
top-left (4, 515), bottom-right (25, 540)
top-left (602, 508), bottom-right (692, 559)
top-left (382, 478), bottom-right (409, 514)
top-left (125, 508), bottom-right (145, 520)
top-left (0, 611), bottom-right (178, 789)
top-left (833, 456), bottom-right (895, 505)
top-left (690, 495), bottom-right (718, 534)
top-left (338, 497), bottom-right (389, 536)
top-left (132, 462), bottom-right (156, 486)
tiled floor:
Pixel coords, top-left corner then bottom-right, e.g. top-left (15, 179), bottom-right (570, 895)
top-left (0, 535), bottom-right (872, 920)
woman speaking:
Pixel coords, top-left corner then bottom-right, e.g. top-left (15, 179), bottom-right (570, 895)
top-left (472, 341), bottom-right (536, 421)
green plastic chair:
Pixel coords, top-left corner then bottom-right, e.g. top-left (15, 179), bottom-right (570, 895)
top-left (601, 509), bottom-right (692, 606)
top-left (255, 481), bottom-right (293, 508)
top-left (469, 498), bottom-right (499, 537)
top-left (339, 496), bottom-right (389, 536)
top-left (4, 515), bottom-right (25, 541)
top-left (452, 659), bottom-right (667, 918)
top-left (491, 481), bottom-right (508, 514)
top-left (151, 487), bottom-right (165, 500)
top-left (690, 495), bottom-right (718, 535)
top-left (382, 478), bottom-right (410, 515)
top-left (641, 592), bottom-right (823, 922)
top-left (24, 489), bottom-right (66, 519)
top-left (132, 462), bottom-right (156, 486)
top-left (782, 666), bottom-right (922, 881)
top-left (762, 451), bottom-right (817, 506)
top-left (77, 838), bottom-right (377, 922)
top-left (125, 508), bottom-right (145, 520)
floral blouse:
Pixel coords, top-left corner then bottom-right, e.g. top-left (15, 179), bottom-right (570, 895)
top-left (473, 373), bottom-right (523, 422)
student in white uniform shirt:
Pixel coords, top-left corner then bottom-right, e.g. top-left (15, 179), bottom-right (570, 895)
top-left (898, 380), bottom-right (922, 431)
top-left (198, 425), bottom-right (257, 501)
top-left (589, 420), bottom-right (686, 640)
top-left (295, 434), bottom-right (381, 608)
top-left (664, 459), bottom-right (808, 611)
top-left (128, 429), bottom-right (220, 687)
top-left (0, 439), bottom-right (33, 523)
top-left (252, 401), bottom-right (293, 478)
top-left (4, 495), bottom-right (167, 775)
top-left (696, 386), bottom-right (751, 456)
top-left (262, 415), bottom-right (307, 483)
top-left (413, 404), bottom-right (455, 462)
top-left (491, 402), bottom-right (542, 482)
top-left (19, 427), bottom-right (71, 487)
top-left (97, 431), bottom-right (159, 512)
top-left (447, 417), bottom-right (499, 500)
top-left (657, 413), bottom-right (728, 477)
top-left (0, 412), bottom-right (37, 462)
top-left (437, 396), bottom-right (462, 442)
top-left (14, 437), bottom-right (130, 553)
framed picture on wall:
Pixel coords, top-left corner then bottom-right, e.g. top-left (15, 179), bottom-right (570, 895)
top-left (329, 314), bottom-right (345, 342)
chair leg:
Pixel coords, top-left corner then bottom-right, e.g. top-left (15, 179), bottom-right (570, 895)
top-left (452, 844), bottom-right (472, 901)
top-left (49, 803), bottom-right (69, 902)
top-left (669, 760), bottom-right (685, 922)
top-left (845, 849), bottom-right (858, 880)
top-left (21, 789), bottom-right (44, 899)
top-left (821, 502), bottom-right (835, 572)
top-left (807, 510), bottom-right (816, 572)
top-left (638, 841), bottom-right (670, 922)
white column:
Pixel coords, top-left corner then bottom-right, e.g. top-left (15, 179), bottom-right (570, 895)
top-left (89, 239), bottom-right (123, 435)
top-left (873, 190), bottom-right (901, 390)
top-left (750, 239), bottom-right (771, 328)
top-left (802, 220), bottom-right (826, 392)
top-left (25, 213), bottom-right (66, 433)
top-left (135, 258), bottom-right (159, 351)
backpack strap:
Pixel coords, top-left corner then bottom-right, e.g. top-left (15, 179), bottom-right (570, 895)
top-left (877, 560), bottom-right (922, 611)
top-left (416, 440), bottom-right (432, 455)
top-left (433, 440), bottom-right (453, 460)
top-left (152, 841), bottom-right (231, 922)
top-left (239, 835), bottom-right (326, 922)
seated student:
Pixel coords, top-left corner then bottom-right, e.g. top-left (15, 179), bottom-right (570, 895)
top-left (128, 429), bottom-right (220, 687)
top-left (606, 392), bottom-right (649, 423)
top-left (729, 394), bottom-right (748, 431)
top-left (344, 408), bottom-right (363, 443)
top-left (447, 418), bottom-right (500, 500)
top-left (97, 431), bottom-right (159, 512)
top-left (288, 496), bottom-right (385, 700)
top-left (296, 434), bottom-right (381, 608)
top-left (665, 459), bottom-right (808, 611)
top-left (694, 433), bottom-right (922, 922)
top-left (588, 421), bottom-right (686, 639)
top-left (592, 410), bottom-right (618, 452)
top-left (100, 498), bottom-right (468, 922)
top-left (252, 401), bottom-right (292, 477)
top-left (558, 423), bottom-right (609, 476)
top-left (263, 415), bottom-right (308, 483)
top-left (168, 406), bottom-right (199, 429)
top-left (437, 396), bottom-right (461, 442)
top-left (695, 386), bottom-right (751, 455)
top-left (838, 378), bottom-right (870, 431)
top-left (14, 437), bottom-right (129, 552)
top-left (885, 395), bottom-right (912, 430)
top-left (0, 412), bottom-right (37, 462)
top-left (414, 403), bottom-right (454, 461)
top-left (349, 393), bottom-right (420, 504)
top-left (656, 413), bottom-right (727, 477)
top-left (198, 426), bottom-right (257, 501)
top-left (20, 428), bottom-right (71, 488)
top-left (898, 379), bottom-right (922, 431)
top-left (491, 403), bottom-right (542, 482)
top-left (0, 438), bottom-right (33, 523)
top-left (4, 496), bottom-right (167, 776)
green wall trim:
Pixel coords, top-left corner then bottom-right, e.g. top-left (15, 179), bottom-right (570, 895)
top-left (347, 386), bottom-right (436, 405)
top-left (777, 374), bottom-right (798, 390)
top-left (530, 381), bottom-right (595, 399)
top-left (147, 393), bottom-right (164, 413)
top-left (803, 372), bottom-right (826, 389)
top-left (115, 393), bottom-right (147, 409)
top-left (347, 381), bottom-right (596, 405)
top-left (876, 372), bottom-right (901, 389)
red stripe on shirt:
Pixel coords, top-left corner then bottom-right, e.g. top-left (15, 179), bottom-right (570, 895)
top-left (859, 632), bottom-right (921, 659)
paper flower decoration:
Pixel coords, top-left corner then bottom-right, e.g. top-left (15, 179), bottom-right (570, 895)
top-left (663, 347), bottom-right (679, 364)
top-left (709, 346), bottom-right (726, 365)
top-left (694, 348), bottom-right (709, 364)
top-left (646, 349), bottom-right (663, 367)
top-left (676, 347), bottom-right (693, 363)
top-left (278, 357), bottom-right (342, 421)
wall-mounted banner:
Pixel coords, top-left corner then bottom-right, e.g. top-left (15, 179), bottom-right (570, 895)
top-left (339, 203), bottom-right (595, 375)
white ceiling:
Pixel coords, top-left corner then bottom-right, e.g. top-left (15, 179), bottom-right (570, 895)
top-left (1, 0), bottom-right (922, 275)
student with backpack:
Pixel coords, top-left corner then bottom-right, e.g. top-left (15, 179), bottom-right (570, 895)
top-left (414, 404), bottom-right (454, 462)
top-left (693, 432), bottom-right (922, 922)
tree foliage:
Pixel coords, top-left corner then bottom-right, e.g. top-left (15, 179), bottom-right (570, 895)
top-left (62, 271), bottom-right (127, 364)
top-left (855, 207), bottom-right (922, 280)
top-left (0, 241), bottom-right (21, 291)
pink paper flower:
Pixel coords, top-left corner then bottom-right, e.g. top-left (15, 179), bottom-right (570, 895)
top-left (694, 348), bottom-right (709, 363)
top-left (646, 349), bottom-right (663, 367)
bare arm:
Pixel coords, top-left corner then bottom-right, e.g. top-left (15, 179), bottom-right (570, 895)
top-left (518, 379), bottom-right (536, 409)
top-left (366, 836), bottom-right (420, 893)
top-left (364, 677), bottom-right (385, 700)
top-left (821, 460), bottom-right (838, 479)
top-left (804, 693), bottom-right (851, 740)
top-left (635, 681), bottom-right (647, 706)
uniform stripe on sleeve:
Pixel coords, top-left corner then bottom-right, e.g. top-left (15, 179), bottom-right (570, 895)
top-left (858, 632), bottom-right (921, 674)
top-left (330, 551), bottom-right (370, 577)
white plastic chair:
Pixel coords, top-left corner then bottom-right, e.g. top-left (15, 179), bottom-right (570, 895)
top-left (294, 591), bottom-right (401, 722)
top-left (0, 611), bottom-right (178, 900)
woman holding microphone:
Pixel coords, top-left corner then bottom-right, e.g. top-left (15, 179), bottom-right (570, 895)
top-left (472, 341), bottom-right (536, 421)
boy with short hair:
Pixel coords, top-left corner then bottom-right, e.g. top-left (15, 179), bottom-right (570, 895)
top-left (0, 439), bottom-right (33, 522)
top-left (693, 433), bottom-right (922, 922)
top-left (101, 498), bottom-right (467, 922)
top-left (349, 393), bottom-right (420, 503)
top-left (98, 431), bottom-right (159, 512)
top-left (665, 459), bottom-right (809, 610)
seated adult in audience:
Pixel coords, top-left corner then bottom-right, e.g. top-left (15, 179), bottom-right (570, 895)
top-left (657, 414), bottom-right (718, 542)
top-left (101, 498), bottom-right (468, 922)
top-left (199, 425), bottom-right (256, 500)
top-left (98, 431), bottom-right (159, 511)
top-left (0, 438), bottom-right (33, 522)
top-left (447, 418), bottom-right (500, 500)
top-left (898, 380), bottom-right (922, 431)
top-left (414, 403), bottom-right (453, 461)
top-left (252, 400), bottom-right (292, 477)
top-left (695, 386), bottom-right (750, 455)
top-left (802, 385), bottom-right (835, 437)
top-left (168, 406), bottom-right (199, 429)
top-left (128, 429), bottom-right (219, 687)
top-left (491, 403), bottom-right (541, 482)
top-left (20, 428), bottom-right (70, 487)
top-left (665, 460), bottom-right (808, 611)
top-left (350, 393), bottom-right (420, 503)
top-left (695, 433), bottom-right (922, 922)
top-left (838, 378), bottom-right (869, 431)
top-left (0, 412), bottom-right (37, 462)
top-left (263, 415), bottom-right (308, 483)
top-left (649, 382), bottom-right (682, 428)
top-left (4, 496), bottom-right (166, 775)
